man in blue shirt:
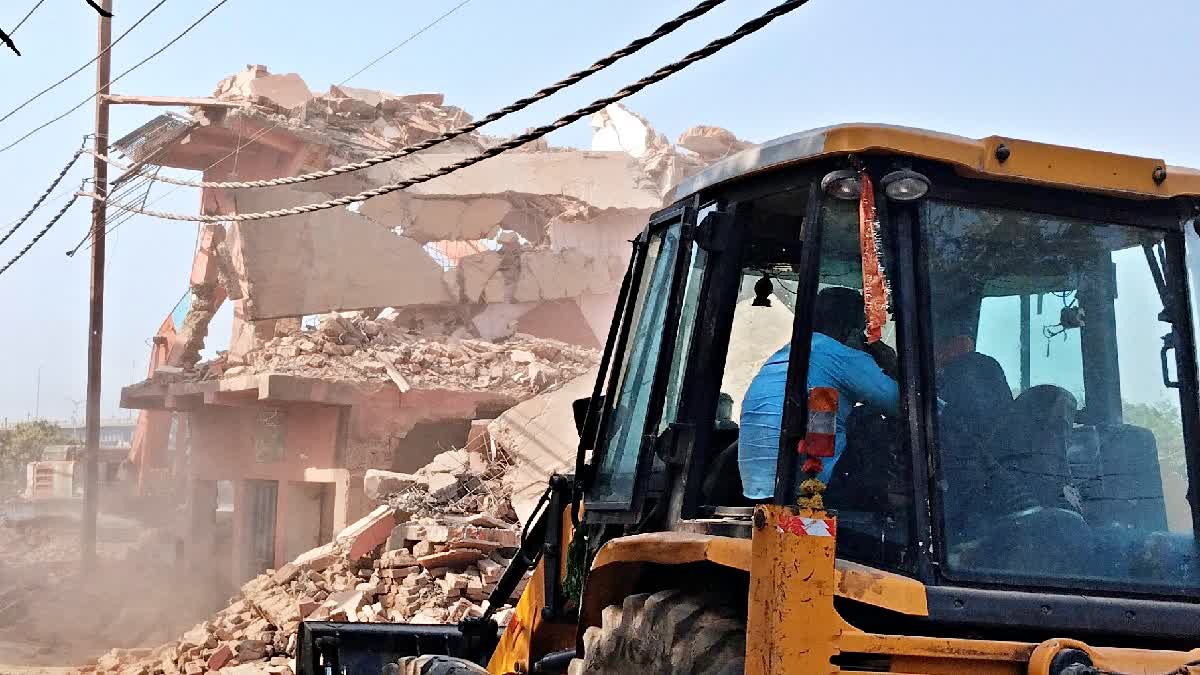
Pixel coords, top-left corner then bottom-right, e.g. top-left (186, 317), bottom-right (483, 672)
top-left (738, 287), bottom-right (900, 500)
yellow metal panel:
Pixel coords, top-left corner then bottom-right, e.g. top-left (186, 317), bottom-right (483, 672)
top-left (820, 124), bottom-right (1190, 198)
top-left (680, 122), bottom-right (1200, 200)
top-left (834, 559), bottom-right (928, 617)
top-left (586, 530), bottom-right (929, 618)
top-left (589, 530), bottom-right (753, 571)
top-left (746, 505), bottom-right (840, 675)
top-left (488, 560), bottom-right (546, 675)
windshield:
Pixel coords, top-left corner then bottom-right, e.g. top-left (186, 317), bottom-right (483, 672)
top-left (922, 199), bottom-right (1199, 591)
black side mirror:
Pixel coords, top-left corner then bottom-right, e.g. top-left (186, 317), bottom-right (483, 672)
top-left (573, 395), bottom-right (605, 442)
top-left (572, 397), bottom-right (591, 438)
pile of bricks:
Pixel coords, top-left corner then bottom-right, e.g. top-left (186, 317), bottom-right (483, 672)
top-left (84, 496), bottom-right (526, 675)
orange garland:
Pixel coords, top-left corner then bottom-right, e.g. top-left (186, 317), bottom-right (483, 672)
top-left (858, 171), bottom-right (889, 344)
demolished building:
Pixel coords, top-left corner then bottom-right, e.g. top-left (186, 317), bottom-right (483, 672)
top-left (116, 65), bottom-right (752, 588)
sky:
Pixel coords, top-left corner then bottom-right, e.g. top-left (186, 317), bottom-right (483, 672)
top-left (0, 0), bottom-right (1198, 424)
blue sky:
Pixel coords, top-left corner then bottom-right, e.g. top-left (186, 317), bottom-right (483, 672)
top-left (0, 0), bottom-right (1198, 422)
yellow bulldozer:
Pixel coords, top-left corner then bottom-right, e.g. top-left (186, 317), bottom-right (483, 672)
top-left (298, 124), bottom-right (1200, 674)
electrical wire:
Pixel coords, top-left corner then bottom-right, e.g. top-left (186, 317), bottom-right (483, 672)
top-left (0, 0), bottom-right (47, 55)
top-left (0, 182), bottom-right (86, 277)
top-left (9, 0), bottom-right (48, 35)
top-left (0, 140), bottom-right (88, 248)
top-left (86, 0), bottom-right (730, 191)
top-left (341, 0), bottom-right (475, 86)
top-left (0, 0), bottom-right (169, 126)
top-left (0, 0), bottom-right (227, 154)
top-left (89, 0), bottom-right (812, 223)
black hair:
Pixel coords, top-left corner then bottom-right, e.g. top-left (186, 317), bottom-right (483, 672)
top-left (813, 286), bottom-right (864, 340)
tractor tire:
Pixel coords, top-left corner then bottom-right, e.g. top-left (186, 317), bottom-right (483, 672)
top-left (392, 654), bottom-right (490, 675)
top-left (568, 589), bottom-right (746, 675)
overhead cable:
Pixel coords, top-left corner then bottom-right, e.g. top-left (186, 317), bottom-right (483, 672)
top-left (10, 0), bottom-right (48, 34)
top-left (0, 0), bottom-right (228, 154)
top-left (341, 0), bottom-right (475, 86)
top-left (87, 0), bottom-right (811, 223)
top-left (0, 0), bottom-right (169, 126)
top-left (66, 122), bottom-right (196, 256)
top-left (0, 183), bottom-right (85, 277)
top-left (0, 140), bottom-right (87, 248)
top-left (0, 0), bottom-right (47, 55)
top-left (85, 0), bottom-right (730, 191)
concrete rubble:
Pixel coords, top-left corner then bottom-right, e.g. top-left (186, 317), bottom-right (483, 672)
top-left (85, 443), bottom-right (529, 675)
top-left (193, 310), bottom-right (597, 397)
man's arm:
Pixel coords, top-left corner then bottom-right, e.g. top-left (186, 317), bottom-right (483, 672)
top-left (837, 347), bottom-right (900, 416)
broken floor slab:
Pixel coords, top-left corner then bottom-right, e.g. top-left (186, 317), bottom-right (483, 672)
top-left (228, 186), bottom-right (627, 320)
top-left (360, 190), bottom-right (584, 245)
top-left (356, 150), bottom-right (665, 211)
top-left (488, 367), bottom-right (597, 523)
top-left (226, 186), bottom-right (453, 319)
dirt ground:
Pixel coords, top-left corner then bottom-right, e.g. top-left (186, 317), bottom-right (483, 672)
top-left (0, 509), bottom-right (231, 673)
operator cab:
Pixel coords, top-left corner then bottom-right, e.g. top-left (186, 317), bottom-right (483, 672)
top-left (577, 124), bottom-right (1200, 639)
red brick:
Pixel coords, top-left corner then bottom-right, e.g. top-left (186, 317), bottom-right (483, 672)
top-left (206, 644), bottom-right (233, 671)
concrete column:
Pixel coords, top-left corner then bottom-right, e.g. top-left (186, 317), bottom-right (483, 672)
top-left (231, 479), bottom-right (248, 584)
top-left (272, 479), bottom-right (290, 569)
top-left (189, 479), bottom-right (218, 572)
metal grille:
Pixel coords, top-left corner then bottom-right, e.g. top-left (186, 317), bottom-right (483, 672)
top-left (111, 111), bottom-right (190, 163)
top-left (246, 480), bottom-right (278, 578)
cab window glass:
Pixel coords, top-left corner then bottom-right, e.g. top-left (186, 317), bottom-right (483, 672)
top-left (923, 200), bottom-right (1198, 589)
top-left (661, 218), bottom-right (711, 430)
top-left (591, 223), bottom-right (681, 505)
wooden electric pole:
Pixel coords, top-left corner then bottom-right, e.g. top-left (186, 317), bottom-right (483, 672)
top-left (82, 0), bottom-right (113, 570)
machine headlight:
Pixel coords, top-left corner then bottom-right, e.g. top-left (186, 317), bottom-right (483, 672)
top-left (880, 169), bottom-right (931, 201)
top-left (820, 169), bottom-right (861, 200)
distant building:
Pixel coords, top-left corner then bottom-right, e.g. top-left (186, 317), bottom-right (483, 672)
top-left (59, 419), bottom-right (138, 448)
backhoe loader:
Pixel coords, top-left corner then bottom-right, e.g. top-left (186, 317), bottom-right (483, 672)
top-left (298, 123), bottom-right (1200, 674)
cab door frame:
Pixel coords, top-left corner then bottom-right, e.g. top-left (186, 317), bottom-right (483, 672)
top-left (582, 201), bottom-right (698, 524)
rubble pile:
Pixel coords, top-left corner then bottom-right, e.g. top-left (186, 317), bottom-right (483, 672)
top-left (211, 66), bottom-right (485, 159)
top-left (198, 311), bottom-right (597, 396)
top-left (85, 448), bottom-right (529, 675)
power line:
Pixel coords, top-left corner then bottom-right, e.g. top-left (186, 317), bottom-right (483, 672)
top-left (0, 0), bottom-right (47, 55)
top-left (0, 0), bottom-right (170, 127)
top-left (85, 0), bottom-right (730, 191)
top-left (90, 0), bottom-right (812, 223)
top-left (0, 141), bottom-right (88, 248)
top-left (0, 0), bottom-right (227, 154)
top-left (0, 183), bottom-right (86, 277)
top-left (10, 0), bottom-right (48, 35)
top-left (341, 0), bottom-right (475, 86)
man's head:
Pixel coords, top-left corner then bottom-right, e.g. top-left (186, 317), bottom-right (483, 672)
top-left (813, 286), bottom-right (865, 346)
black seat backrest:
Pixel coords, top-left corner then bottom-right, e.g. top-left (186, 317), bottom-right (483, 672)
top-left (1091, 424), bottom-right (1168, 531)
top-left (1004, 385), bottom-right (1078, 511)
top-left (703, 434), bottom-right (747, 506)
top-left (934, 353), bottom-right (1027, 538)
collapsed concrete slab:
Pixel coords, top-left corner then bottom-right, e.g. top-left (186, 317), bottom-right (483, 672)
top-left (488, 368), bottom-right (597, 523)
top-left (364, 150), bottom-right (664, 210)
top-left (225, 186), bottom-right (453, 319)
top-left (360, 190), bottom-right (584, 245)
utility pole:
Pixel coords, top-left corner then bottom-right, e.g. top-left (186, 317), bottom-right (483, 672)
top-left (82, 0), bottom-right (113, 570)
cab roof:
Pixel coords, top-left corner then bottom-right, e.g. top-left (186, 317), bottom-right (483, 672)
top-left (668, 123), bottom-right (1200, 204)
